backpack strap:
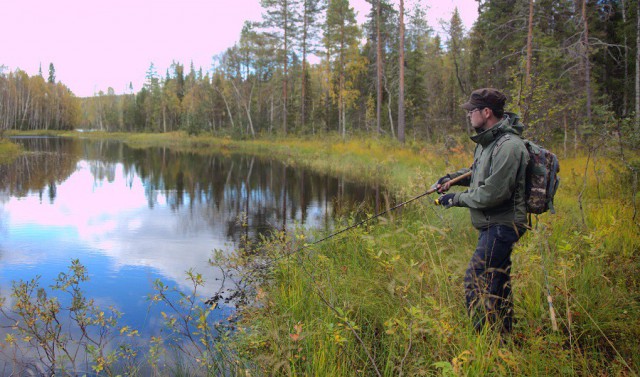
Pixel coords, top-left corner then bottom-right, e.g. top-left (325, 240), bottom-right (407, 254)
top-left (547, 156), bottom-right (560, 214)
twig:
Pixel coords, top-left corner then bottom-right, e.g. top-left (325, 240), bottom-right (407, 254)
top-left (562, 263), bottom-right (575, 371)
top-left (398, 317), bottom-right (413, 377)
top-left (542, 239), bottom-right (559, 331)
top-left (577, 149), bottom-right (591, 229)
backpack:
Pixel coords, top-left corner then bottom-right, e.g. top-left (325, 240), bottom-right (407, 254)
top-left (523, 140), bottom-right (560, 214)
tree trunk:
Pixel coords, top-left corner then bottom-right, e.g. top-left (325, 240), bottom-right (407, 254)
top-left (376, 0), bottom-right (382, 135)
top-left (636, 0), bottom-right (640, 128)
top-left (162, 104), bottom-right (166, 133)
top-left (245, 83), bottom-right (256, 137)
top-left (301, 59), bottom-right (307, 131)
top-left (301, 3), bottom-right (309, 131)
top-left (582, 0), bottom-right (592, 124)
top-left (340, 22), bottom-right (346, 139)
top-left (325, 39), bottom-right (331, 133)
top-left (311, 101), bottom-right (316, 134)
top-left (398, 0), bottom-right (405, 143)
top-left (231, 80), bottom-right (256, 138)
top-left (622, 0), bottom-right (628, 117)
top-left (283, 0), bottom-right (289, 135)
top-left (526, 0), bottom-right (534, 86)
top-left (564, 111), bottom-right (568, 158)
top-left (271, 94), bottom-right (275, 134)
top-left (215, 87), bottom-right (236, 131)
top-left (384, 77), bottom-right (395, 138)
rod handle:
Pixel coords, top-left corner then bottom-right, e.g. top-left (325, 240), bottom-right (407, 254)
top-left (426, 170), bottom-right (472, 195)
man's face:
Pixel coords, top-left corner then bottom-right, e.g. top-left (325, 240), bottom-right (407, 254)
top-left (467, 107), bottom-right (488, 132)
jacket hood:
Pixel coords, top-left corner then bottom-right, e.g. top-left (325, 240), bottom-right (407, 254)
top-left (500, 112), bottom-right (525, 136)
top-left (470, 112), bottom-right (524, 146)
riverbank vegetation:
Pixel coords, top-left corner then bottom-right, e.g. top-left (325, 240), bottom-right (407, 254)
top-left (0, 138), bottom-right (21, 164)
top-left (210, 137), bottom-right (640, 376)
top-left (0, 131), bottom-right (638, 375)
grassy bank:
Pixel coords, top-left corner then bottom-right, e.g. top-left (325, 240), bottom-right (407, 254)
top-left (208, 138), bottom-right (639, 376)
top-left (3, 131), bottom-right (639, 375)
top-left (0, 138), bottom-right (22, 164)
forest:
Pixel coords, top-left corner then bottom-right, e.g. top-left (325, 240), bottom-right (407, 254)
top-left (0, 0), bottom-right (638, 149)
top-left (1, 0), bottom-right (640, 375)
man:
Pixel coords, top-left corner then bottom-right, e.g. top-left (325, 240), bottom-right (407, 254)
top-left (433, 88), bottom-right (529, 334)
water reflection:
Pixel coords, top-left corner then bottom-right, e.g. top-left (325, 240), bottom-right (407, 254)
top-left (0, 137), bottom-right (390, 335)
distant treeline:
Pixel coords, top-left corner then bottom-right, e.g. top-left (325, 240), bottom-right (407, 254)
top-left (3, 0), bottom-right (640, 145)
top-left (0, 66), bottom-right (79, 133)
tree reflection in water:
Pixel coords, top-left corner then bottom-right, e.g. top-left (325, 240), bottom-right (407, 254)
top-left (0, 137), bottom-right (392, 325)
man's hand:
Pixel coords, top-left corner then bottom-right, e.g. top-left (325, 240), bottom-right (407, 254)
top-left (430, 175), bottom-right (451, 193)
top-left (435, 193), bottom-right (456, 208)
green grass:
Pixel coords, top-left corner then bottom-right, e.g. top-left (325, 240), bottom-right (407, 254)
top-left (5, 130), bottom-right (639, 376)
top-left (0, 138), bottom-right (22, 164)
top-left (214, 138), bottom-right (640, 376)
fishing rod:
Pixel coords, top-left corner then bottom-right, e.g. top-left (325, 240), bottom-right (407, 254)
top-left (280, 171), bottom-right (472, 259)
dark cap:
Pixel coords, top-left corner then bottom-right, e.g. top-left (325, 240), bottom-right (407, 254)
top-left (461, 88), bottom-right (507, 112)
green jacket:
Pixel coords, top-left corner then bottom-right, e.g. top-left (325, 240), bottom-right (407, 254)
top-left (449, 112), bottom-right (529, 230)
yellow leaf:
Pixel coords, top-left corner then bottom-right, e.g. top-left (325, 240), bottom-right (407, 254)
top-left (498, 349), bottom-right (518, 367)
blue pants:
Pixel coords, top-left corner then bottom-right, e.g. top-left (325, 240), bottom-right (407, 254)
top-left (464, 225), bottom-right (525, 333)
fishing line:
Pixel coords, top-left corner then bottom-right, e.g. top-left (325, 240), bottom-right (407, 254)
top-left (274, 171), bottom-right (472, 262)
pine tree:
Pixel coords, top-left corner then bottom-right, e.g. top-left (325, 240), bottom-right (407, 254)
top-left (298, 0), bottom-right (325, 131)
top-left (48, 63), bottom-right (56, 84)
top-left (324, 0), bottom-right (362, 138)
top-left (261, 0), bottom-right (301, 135)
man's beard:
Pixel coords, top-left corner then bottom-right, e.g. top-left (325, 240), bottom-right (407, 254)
top-left (473, 120), bottom-right (487, 134)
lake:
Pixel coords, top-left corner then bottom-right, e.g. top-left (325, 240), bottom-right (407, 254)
top-left (0, 137), bottom-right (390, 348)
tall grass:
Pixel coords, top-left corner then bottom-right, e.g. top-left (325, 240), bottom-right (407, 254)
top-left (223, 138), bottom-right (640, 376)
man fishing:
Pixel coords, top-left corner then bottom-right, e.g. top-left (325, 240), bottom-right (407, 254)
top-left (433, 88), bottom-right (529, 335)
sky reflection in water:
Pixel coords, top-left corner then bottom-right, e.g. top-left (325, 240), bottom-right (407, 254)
top-left (0, 137), bottom-right (387, 336)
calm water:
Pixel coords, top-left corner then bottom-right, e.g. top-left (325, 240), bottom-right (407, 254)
top-left (0, 137), bottom-right (389, 339)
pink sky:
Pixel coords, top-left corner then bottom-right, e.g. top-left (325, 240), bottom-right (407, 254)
top-left (0, 0), bottom-right (477, 97)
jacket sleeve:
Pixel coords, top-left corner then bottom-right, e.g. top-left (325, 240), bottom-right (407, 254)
top-left (448, 167), bottom-right (472, 187)
top-left (454, 140), bottom-right (525, 209)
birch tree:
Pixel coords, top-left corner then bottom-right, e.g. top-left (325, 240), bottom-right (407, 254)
top-left (397, 0), bottom-right (405, 143)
